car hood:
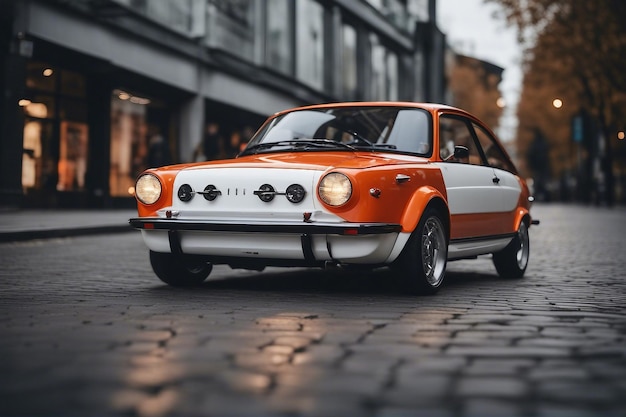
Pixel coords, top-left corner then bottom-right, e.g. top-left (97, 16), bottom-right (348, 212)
top-left (184, 151), bottom-right (429, 171)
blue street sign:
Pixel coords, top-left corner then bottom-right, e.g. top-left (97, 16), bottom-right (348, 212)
top-left (572, 114), bottom-right (583, 143)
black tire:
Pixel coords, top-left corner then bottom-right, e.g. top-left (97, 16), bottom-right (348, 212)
top-left (149, 251), bottom-right (213, 287)
top-left (393, 208), bottom-right (448, 295)
top-left (493, 220), bottom-right (529, 279)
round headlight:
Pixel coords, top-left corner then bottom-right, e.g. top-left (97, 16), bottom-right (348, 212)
top-left (318, 173), bottom-right (352, 206)
top-left (135, 174), bottom-right (162, 205)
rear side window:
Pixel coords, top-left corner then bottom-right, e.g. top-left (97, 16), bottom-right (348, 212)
top-left (472, 123), bottom-right (516, 173)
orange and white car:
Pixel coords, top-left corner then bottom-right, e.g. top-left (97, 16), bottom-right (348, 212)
top-left (130, 102), bottom-right (536, 294)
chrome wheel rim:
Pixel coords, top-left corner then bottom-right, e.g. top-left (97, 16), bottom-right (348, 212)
top-left (516, 222), bottom-right (530, 270)
top-left (421, 216), bottom-right (447, 286)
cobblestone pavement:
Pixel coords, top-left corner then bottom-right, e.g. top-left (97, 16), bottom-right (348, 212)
top-left (1, 203), bottom-right (625, 417)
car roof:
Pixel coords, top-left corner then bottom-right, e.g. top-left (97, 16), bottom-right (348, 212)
top-left (272, 101), bottom-right (465, 117)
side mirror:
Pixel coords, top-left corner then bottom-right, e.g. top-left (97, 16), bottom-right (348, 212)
top-left (453, 145), bottom-right (469, 160)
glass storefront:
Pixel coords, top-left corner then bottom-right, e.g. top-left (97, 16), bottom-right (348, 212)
top-left (21, 61), bottom-right (89, 201)
top-left (109, 89), bottom-right (171, 198)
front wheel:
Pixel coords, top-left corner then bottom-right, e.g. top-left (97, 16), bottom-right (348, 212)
top-left (493, 220), bottom-right (529, 279)
top-left (149, 251), bottom-right (213, 287)
top-left (393, 208), bottom-right (448, 295)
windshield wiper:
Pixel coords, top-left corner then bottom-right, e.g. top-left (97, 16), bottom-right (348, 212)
top-left (345, 130), bottom-right (397, 150)
top-left (240, 139), bottom-right (356, 156)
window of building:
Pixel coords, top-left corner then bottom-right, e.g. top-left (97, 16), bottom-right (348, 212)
top-left (370, 34), bottom-right (386, 100)
top-left (207, 0), bottom-right (255, 61)
top-left (386, 50), bottom-right (399, 101)
top-left (266, 0), bottom-right (293, 75)
top-left (342, 23), bottom-right (358, 100)
top-left (21, 62), bottom-right (89, 195)
top-left (116, 0), bottom-right (195, 34)
top-left (365, 0), bottom-right (410, 31)
top-left (109, 89), bottom-right (171, 198)
top-left (296, 0), bottom-right (324, 90)
top-left (370, 34), bottom-right (400, 101)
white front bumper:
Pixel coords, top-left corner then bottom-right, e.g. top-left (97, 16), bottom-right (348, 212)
top-left (131, 218), bottom-right (404, 265)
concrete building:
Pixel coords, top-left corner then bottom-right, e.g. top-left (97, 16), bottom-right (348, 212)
top-left (0, 0), bottom-right (446, 208)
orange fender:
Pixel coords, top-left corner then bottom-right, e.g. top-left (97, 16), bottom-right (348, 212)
top-left (399, 186), bottom-right (449, 235)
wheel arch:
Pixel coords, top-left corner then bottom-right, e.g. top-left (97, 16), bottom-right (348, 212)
top-left (399, 186), bottom-right (450, 240)
top-left (515, 208), bottom-right (532, 231)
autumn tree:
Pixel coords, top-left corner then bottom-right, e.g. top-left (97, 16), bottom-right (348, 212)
top-left (487, 0), bottom-right (626, 204)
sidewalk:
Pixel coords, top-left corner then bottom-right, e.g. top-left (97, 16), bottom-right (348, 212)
top-left (0, 209), bottom-right (138, 242)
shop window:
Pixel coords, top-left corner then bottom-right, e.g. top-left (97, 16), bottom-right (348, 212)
top-left (25, 62), bottom-right (56, 92)
top-left (296, 0), bottom-right (324, 90)
top-left (21, 62), bottom-right (89, 195)
top-left (22, 120), bottom-right (55, 191)
top-left (60, 69), bottom-right (86, 97)
top-left (23, 96), bottom-right (53, 118)
top-left (60, 97), bottom-right (88, 121)
top-left (109, 89), bottom-right (170, 198)
top-left (57, 122), bottom-right (89, 191)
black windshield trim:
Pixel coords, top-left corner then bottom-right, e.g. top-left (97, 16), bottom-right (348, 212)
top-left (239, 139), bottom-right (357, 156)
top-left (237, 147), bottom-right (431, 158)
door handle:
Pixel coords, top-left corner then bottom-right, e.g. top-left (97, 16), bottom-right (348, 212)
top-left (396, 174), bottom-right (411, 184)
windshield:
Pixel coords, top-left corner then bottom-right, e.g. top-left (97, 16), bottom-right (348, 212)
top-left (241, 107), bottom-right (432, 156)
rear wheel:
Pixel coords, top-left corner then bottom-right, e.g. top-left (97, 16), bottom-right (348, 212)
top-left (149, 251), bottom-right (213, 287)
top-left (493, 220), bottom-right (529, 279)
top-left (394, 208), bottom-right (448, 295)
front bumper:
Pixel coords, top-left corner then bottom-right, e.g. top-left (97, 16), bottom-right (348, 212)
top-left (129, 218), bottom-right (403, 265)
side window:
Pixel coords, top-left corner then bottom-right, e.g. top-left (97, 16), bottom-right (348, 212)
top-left (439, 115), bottom-right (483, 165)
top-left (472, 123), bottom-right (516, 173)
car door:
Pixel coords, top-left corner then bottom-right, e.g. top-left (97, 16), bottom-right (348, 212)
top-left (472, 121), bottom-right (522, 231)
top-left (435, 114), bottom-right (503, 240)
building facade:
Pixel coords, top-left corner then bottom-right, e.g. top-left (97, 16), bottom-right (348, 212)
top-left (0, 0), bottom-right (446, 208)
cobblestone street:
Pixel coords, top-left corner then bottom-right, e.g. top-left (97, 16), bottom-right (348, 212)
top-left (1, 203), bottom-right (625, 417)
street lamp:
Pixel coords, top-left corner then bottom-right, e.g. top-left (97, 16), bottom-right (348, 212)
top-left (618, 131), bottom-right (625, 140)
top-left (552, 98), bottom-right (563, 109)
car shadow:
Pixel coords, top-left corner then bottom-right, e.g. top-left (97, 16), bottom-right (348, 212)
top-left (149, 264), bottom-right (503, 297)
